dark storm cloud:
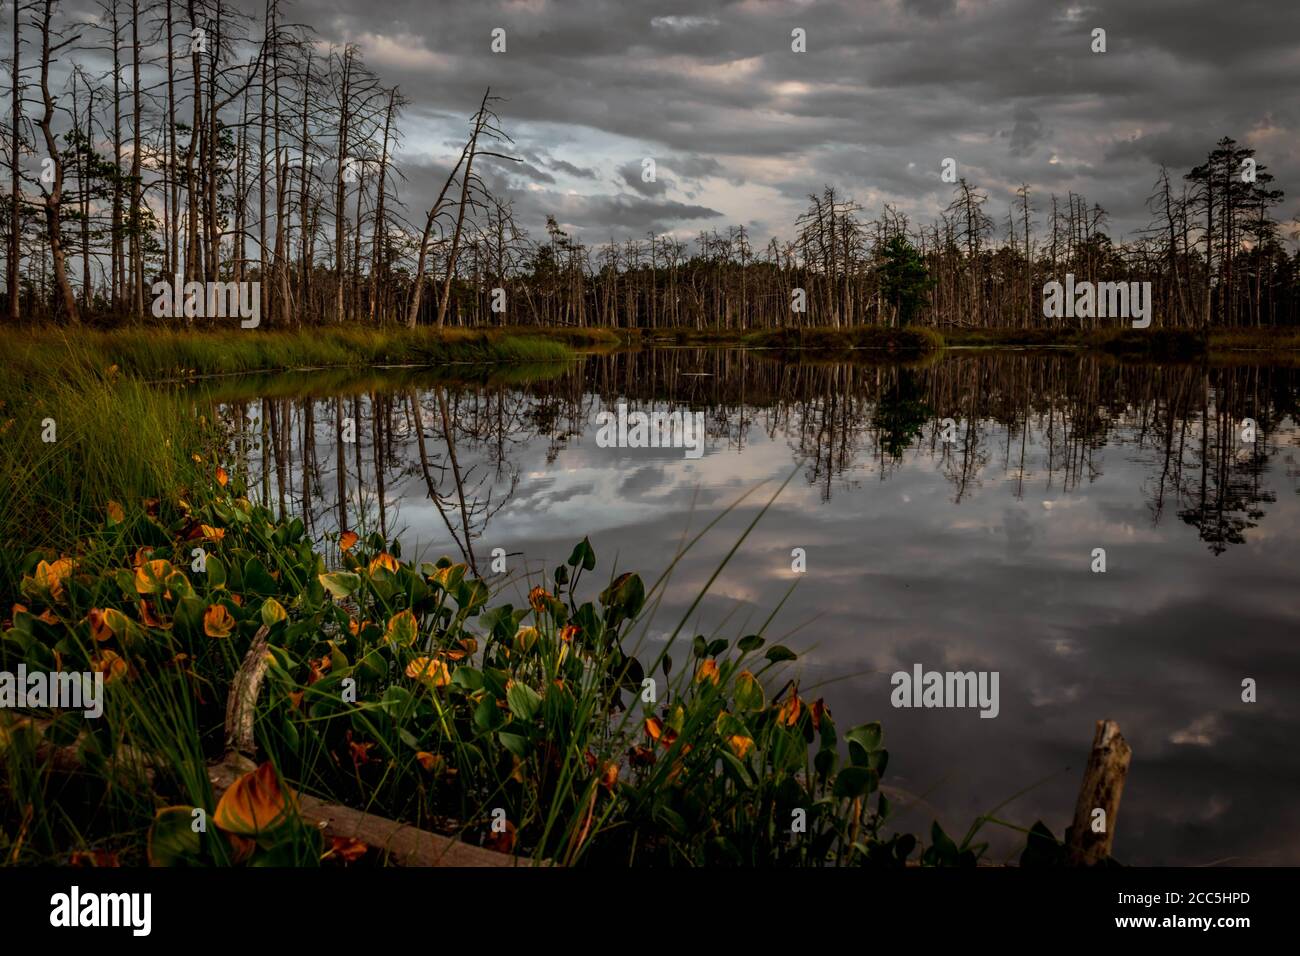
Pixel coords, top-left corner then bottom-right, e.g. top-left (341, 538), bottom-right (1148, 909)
top-left (228, 0), bottom-right (1298, 244)
top-left (617, 159), bottom-right (668, 197)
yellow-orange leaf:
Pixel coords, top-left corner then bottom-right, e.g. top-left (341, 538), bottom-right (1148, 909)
top-left (339, 530), bottom-right (359, 552)
top-left (33, 557), bottom-right (75, 601)
top-left (368, 552), bottom-right (399, 575)
top-left (199, 525), bottom-right (225, 542)
top-left (328, 836), bottom-right (368, 863)
top-left (514, 626), bottom-right (540, 653)
top-left (415, 751), bottom-right (444, 773)
top-left (203, 604), bottom-right (236, 639)
top-left (777, 695), bottom-right (803, 727)
top-left (86, 609), bottom-right (113, 642)
top-left (405, 656), bottom-right (451, 688)
top-left (528, 586), bottom-right (552, 614)
top-left (105, 500), bottom-right (125, 525)
top-left (213, 762), bottom-right (294, 836)
top-left (215, 466), bottom-right (229, 487)
top-left (485, 819), bottom-right (516, 854)
top-left (728, 734), bottom-right (755, 759)
top-left (91, 649), bottom-right (127, 684)
top-left (384, 609), bottom-right (418, 646)
top-left (695, 659), bottom-right (721, 685)
top-left (134, 559), bottom-right (173, 595)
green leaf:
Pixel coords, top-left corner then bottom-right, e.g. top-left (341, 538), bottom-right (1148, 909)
top-left (260, 597), bottom-right (288, 627)
top-left (733, 671), bottom-right (765, 711)
top-left (205, 554), bottom-right (227, 590)
top-left (318, 571), bottom-right (361, 599)
top-left (451, 667), bottom-right (484, 691)
top-left (567, 537), bottom-right (596, 571)
top-left (764, 645), bottom-right (798, 663)
top-left (737, 634), bottom-right (764, 653)
top-left (719, 750), bottom-right (753, 788)
top-left (147, 806), bottom-right (203, 866)
top-left (599, 572), bottom-right (645, 619)
top-left (833, 766), bottom-right (877, 799)
top-left (506, 681), bottom-right (543, 722)
top-left (473, 696), bottom-right (503, 732)
top-left (844, 722), bottom-right (883, 767)
top-left (498, 731), bottom-right (530, 757)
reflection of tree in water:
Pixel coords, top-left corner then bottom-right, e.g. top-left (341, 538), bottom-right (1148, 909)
top-left (215, 351), bottom-right (1299, 559)
top-left (873, 369), bottom-right (932, 460)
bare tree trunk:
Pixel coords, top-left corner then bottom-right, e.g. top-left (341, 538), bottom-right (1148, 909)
top-left (36, 0), bottom-right (78, 322)
top-left (8, 0), bottom-right (21, 321)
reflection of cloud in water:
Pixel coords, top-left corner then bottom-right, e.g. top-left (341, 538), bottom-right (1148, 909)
top-left (228, 352), bottom-right (1300, 865)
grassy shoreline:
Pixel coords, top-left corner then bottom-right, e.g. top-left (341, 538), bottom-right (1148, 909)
top-left (0, 325), bottom-right (619, 386)
top-left (0, 325), bottom-right (614, 594)
top-left (0, 323), bottom-right (1103, 867)
top-left (637, 324), bottom-right (1300, 358)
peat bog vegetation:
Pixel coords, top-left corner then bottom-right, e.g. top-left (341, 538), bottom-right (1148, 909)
top-left (1, 0), bottom-right (1298, 881)
top-left (1, 322), bottom-right (1298, 869)
top-left (0, 323), bottom-right (1116, 869)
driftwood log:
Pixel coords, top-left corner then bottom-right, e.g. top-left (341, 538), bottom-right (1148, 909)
top-left (213, 626), bottom-right (532, 866)
top-left (1065, 719), bottom-right (1132, 865)
top-left (19, 626), bottom-right (532, 867)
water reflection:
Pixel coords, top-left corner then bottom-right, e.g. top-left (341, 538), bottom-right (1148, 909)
top-left (211, 350), bottom-right (1300, 865)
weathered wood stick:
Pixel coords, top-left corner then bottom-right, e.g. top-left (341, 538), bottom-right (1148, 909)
top-left (208, 755), bottom-right (525, 867)
top-left (224, 624), bottom-right (270, 758)
top-left (1065, 719), bottom-right (1132, 865)
top-left (10, 628), bottom-right (538, 867)
top-left (213, 626), bottom-right (537, 866)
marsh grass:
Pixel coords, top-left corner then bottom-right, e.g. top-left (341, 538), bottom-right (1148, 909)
top-left (0, 325), bottom-right (607, 593)
top-left (0, 324), bottom-right (1077, 867)
top-left (0, 484), bottom-right (938, 867)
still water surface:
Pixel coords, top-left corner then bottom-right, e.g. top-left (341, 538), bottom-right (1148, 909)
top-left (215, 348), bottom-right (1300, 865)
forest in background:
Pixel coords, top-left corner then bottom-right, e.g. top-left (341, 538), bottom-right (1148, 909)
top-left (4, 0), bottom-right (1299, 333)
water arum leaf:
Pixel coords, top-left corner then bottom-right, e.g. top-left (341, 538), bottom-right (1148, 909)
top-left (405, 656), bottom-right (451, 688)
top-left (203, 604), bottom-right (237, 639)
top-left (260, 598), bottom-right (288, 627)
top-left (764, 645), bottom-right (798, 663)
top-left (86, 609), bottom-right (113, 643)
top-left (105, 501), bottom-right (125, 526)
top-left (498, 731), bottom-right (530, 757)
top-left (833, 765), bottom-right (877, 799)
top-left (384, 609), bottom-right (418, 646)
top-left (727, 734), bottom-right (755, 759)
top-left (737, 634), bottom-right (764, 653)
top-left (318, 571), bottom-right (361, 599)
top-left (134, 559), bottom-right (173, 596)
top-left (147, 806), bottom-right (202, 867)
top-left (567, 537), bottom-right (595, 570)
top-left (205, 555), bottom-right (227, 590)
top-left (339, 530), bottom-right (359, 553)
top-left (214, 762), bottom-right (295, 836)
top-left (734, 671), bottom-right (765, 711)
top-left (506, 680), bottom-right (542, 721)
top-left (844, 721), bottom-right (883, 761)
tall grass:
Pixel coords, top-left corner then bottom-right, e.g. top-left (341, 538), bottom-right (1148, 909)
top-left (1, 325), bottom-right (615, 385)
top-left (0, 325), bottom-right (609, 593)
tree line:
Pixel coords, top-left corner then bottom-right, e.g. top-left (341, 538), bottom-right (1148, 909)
top-left (4, 0), bottom-right (1298, 330)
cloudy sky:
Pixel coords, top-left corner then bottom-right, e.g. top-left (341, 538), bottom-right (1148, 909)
top-left (269, 0), bottom-right (1300, 249)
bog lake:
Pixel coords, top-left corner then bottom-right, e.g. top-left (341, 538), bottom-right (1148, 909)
top-left (207, 346), bottom-right (1300, 864)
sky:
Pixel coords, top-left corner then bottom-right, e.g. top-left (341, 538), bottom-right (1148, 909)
top-left (12, 0), bottom-right (1300, 252)
top-left (274, 0), bottom-right (1300, 249)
